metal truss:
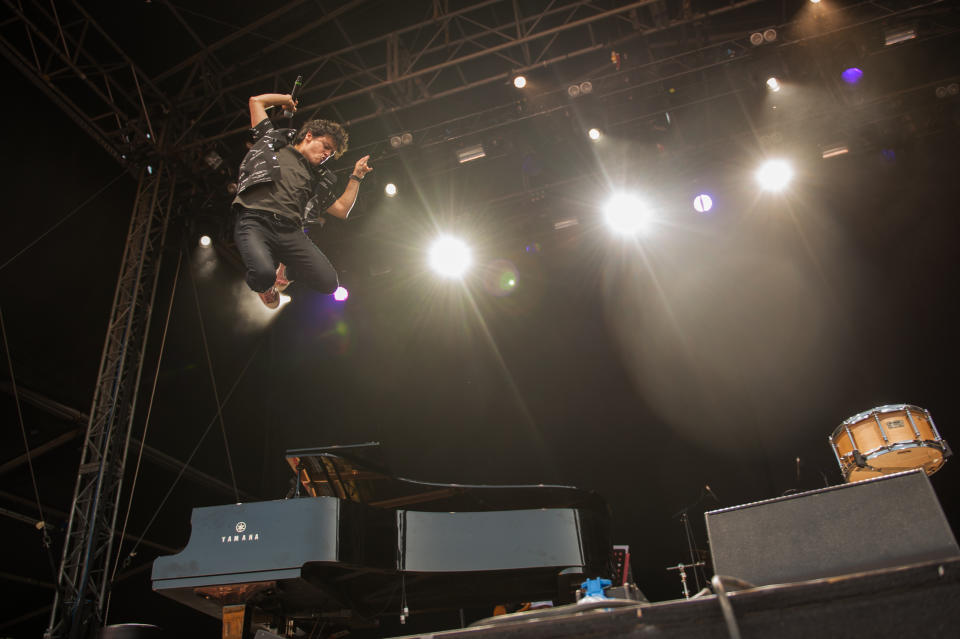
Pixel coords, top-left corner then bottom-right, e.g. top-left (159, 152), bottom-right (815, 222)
top-left (0, 0), bottom-right (168, 167)
top-left (175, 0), bottom-right (771, 146)
top-left (2, 0), bottom-right (786, 158)
top-left (44, 163), bottom-right (175, 639)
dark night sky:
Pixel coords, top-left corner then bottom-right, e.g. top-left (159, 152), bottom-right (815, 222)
top-left (2, 2), bottom-right (959, 637)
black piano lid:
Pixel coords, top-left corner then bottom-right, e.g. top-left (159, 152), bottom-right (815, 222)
top-left (285, 442), bottom-right (607, 514)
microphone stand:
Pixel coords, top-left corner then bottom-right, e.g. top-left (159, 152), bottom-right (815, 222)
top-left (670, 487), bottom-right (712, 594)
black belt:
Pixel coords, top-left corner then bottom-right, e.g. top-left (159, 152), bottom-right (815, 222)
top-left (240, 208), bottom-right (302, 229)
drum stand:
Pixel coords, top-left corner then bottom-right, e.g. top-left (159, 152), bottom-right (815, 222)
top-left (667, 560), bottom-right (706, 599)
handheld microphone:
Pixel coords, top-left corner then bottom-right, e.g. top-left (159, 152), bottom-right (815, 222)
top-left (283, 74), bottom-right (303, 118)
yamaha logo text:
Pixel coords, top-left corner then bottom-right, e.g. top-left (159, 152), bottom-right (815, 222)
top-left (221, 520), bottom-right (260, 543)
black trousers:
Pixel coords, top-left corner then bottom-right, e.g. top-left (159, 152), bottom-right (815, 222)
top-left (233, 208), bottom-right (339, 294)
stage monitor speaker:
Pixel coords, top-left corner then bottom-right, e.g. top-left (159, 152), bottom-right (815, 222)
top-left (705, 469), bottom-right (959, 587)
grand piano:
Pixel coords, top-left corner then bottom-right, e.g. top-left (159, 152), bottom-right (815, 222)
top-left (151, 443), bottom-right (612, 637)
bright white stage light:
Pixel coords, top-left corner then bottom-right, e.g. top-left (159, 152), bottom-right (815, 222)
top-left (588, 128), bottom-right (602, 140)
top-left (199, 235), bottom-right (212, 247)
top-left (333, 286), bottom-right (349, 301)
top-left (603, 193), bottom-right (653, 236)
top-left (385, 182), bottom-right (397, 197)
top-left (756, 159), bottom-right (794, 192)
top-left (693, 194), bottom-right (713, 213)
top-left (513, 75), bottom-right (527, 89)
top-left (766, 77), bottom-right (781, 92)
top-left (428, 235), bottom-right (472, 278)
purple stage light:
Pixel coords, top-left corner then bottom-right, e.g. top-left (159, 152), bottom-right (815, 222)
top-left (333, 286), bottom-right (349, 301)
top-left (693, 194), bottom-right (713, 213)
top-left (841, 67), bottom-right (863, 85)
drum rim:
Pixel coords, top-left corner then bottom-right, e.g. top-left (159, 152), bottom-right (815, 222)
top-left (838, 404), bottom-right (929, 428)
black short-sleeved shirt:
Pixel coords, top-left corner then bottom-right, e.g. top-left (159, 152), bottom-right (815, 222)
top-left (234, 146), bottom-right (318, 224)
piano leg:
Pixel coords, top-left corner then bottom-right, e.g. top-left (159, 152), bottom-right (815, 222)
top-left (222, 604), bottom-right (250, 639)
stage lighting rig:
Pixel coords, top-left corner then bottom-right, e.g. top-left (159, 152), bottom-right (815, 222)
top-left (389, 132), bottom-right (414, 148)
top-left (456, 144), bottom-right (486, 164)
top-left (203, 150), bottom-right (223, 170)
top-left (750, 29), bottom-right (777, 46)
top-left (567, 81), bottom-right (593, 98)
top-left (821, 144), bottom-right (850, 159)
top-left (884, 25), bottom-right (917, 46)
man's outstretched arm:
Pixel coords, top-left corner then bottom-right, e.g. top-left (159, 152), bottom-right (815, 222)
top-left (326, 155), bottom-right (373, 219)
top-left (248, 93), bottom-right (297, 128)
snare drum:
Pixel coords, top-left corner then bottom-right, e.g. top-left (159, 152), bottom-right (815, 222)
top-left (829, 404), bottom-right (951, 482)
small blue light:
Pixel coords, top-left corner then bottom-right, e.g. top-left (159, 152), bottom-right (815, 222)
top-left (841, 67), bottom-right (863, 85)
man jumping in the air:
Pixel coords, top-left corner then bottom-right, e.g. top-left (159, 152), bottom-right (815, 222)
top-left (232, 92), bottom-right (372, 308)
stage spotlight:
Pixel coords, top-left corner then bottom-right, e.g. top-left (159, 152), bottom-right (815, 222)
top-left (389, 133), bottom-right (413, 148)
top-left (457, 144), bottom-right (486, 164)
top-left (755, 159), bottom-right (794, 192)
top-left (333, 286), bottom-right (349, 301)
top-left (513, 75), bottom-right (527, 89)
top-left (884, 26), bottom-right (916, 46)
top-left (428, 235), bottom-right (472, 278)
top-left (199, 235), bottom-right (212, 247)
top-left (693, 194), bottom-right (713, 213)
top-left (567, 84), bottom-right (581, 98)
top-left (935, 83), bottom-right (958, 99)
top-left (841, 67), bottom-right (863, 85)
top-left (579, 81), bottom-right (593, 95)
top-left (766, 77), bottom-right (781, 92)
top-left (204, 150), bottom-right (223, 170)
top-left (809, 0), bottom-right (821, 4)
top-left (821, 144), bottom-right (849, 159)
top-left (385, 182), bottom-right (397, 197)
top-left (604, 193), bottom-right (653, 236)
top-left (588, 128), bottom-right (602, 140)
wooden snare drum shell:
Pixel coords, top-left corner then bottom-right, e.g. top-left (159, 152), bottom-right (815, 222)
top-left (830, 405), bottom-right (948, 482)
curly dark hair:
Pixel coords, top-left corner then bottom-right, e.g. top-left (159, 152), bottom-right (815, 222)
top-left (294, 119), bottom-right (349, 159)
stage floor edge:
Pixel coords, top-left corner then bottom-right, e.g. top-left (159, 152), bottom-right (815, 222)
top-left (389, 557), bottom-right (960, 639)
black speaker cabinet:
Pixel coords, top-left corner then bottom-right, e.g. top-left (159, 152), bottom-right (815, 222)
top-left (704, 469), bottom-right (959, 587)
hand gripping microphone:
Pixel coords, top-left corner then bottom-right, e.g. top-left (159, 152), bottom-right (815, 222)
top-left (283, 74), bottom-right (303, 118)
